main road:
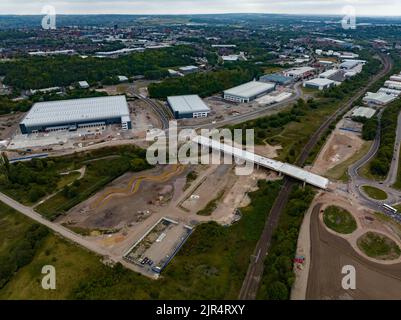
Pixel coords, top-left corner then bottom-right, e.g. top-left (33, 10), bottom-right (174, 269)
top-left (347, 58), bottom-right (401, 210)
top-left (239, 52), bottom-right (393, 300)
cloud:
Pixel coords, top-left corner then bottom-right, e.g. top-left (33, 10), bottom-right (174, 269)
top-left (0, 0), bottom-right (400, 16)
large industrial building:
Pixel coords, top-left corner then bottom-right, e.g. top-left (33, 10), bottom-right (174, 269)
top-left (223, 81), bottom-right (275, 103)
top-left (385, 80), bottom-right (401, 90)
top-left (363, 92), bottom-right (397, 106)
top-left (259, 73), bottom-right (293, 85)
top-left (303, 78), bottom-right (336, 91)
top-left (167, 95), bottom-right (210, 119)
top-left (352, 107), bottom-right (376, 119)
top-left (19, 95), bottom-right (131, 134)
top-left (283, 67), bottom-right (315, 80)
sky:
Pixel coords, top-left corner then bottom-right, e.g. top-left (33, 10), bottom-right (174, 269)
top-left (0, 0), bottom-right (400, 16)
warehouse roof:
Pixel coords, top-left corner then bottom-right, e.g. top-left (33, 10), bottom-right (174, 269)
top-left (352, 107), bottom-right (376, 119)
top-left (385, 80), bottom-right (401, 87)
top-left (179, 65), bottom-right (199, 72)
top-left (319, 69), bottom-right (340, 79)
top-left (363, 92), bottom-right (397, 105)
top-left (224, 81), bottom-right (275, 99)
top-left (340, 60), bottom-right (360, 69)
top-left (378, 87), bottom-right (401, 96)
top-left (304, 78), bottom-right (335, 87)
top-left (259, 73), bottom-right (293, 84)
top-left (21, 95), bottom-right (130, 127)
top-left (167, 95), bottom-right (210, 114)
top-left (285, 66), bottom-right (315, 76)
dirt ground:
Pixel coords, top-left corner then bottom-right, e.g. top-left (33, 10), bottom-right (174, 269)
top-left (0, 112), bottom-right (24, 141)
top-left (254, 144), bottom-right (282, 159)
top-left (312, 119), bottom-right (364, 175)
top-left (59, 165), bottom-right (189, 230)
top-left (180, 164), bottom-right (235, 213)
top-left (129, 100), bottom-right (162, 138)
top-left (304, 192), bottom-right (401, 299)
top-left (57, 159), bottom-right (279, 263)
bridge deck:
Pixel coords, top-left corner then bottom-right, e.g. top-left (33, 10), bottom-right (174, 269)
top-left (193, 136), bottom-right (329, 190)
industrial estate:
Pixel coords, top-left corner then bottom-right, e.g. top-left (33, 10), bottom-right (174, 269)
top-left (1, 5), bottom-right (401, 304)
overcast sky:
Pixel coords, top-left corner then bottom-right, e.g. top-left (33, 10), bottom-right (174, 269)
top-left (0, 0), bottom-right (400, 16)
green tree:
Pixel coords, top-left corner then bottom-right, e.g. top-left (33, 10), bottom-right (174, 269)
top-left (267, 281), bottom-right (288, 300)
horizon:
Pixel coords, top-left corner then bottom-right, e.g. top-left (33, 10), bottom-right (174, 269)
top-left (1, 12), bottom-right (401, 18)
top-left (1, 0), bottom-right (401, 17)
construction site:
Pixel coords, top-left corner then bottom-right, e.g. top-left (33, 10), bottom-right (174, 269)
top-left (55, 160), bottom-right (277, 277)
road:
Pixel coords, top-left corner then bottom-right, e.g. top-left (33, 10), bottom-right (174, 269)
top-left (0, 191), bottom-right (111, 258)
top-left (346, 54), bottom-right (401, 213)
top-left (128, 94), bottom-right (171, 130)
top-left (238, 52), bottom-right (393, 300)
top-left (385, 110), bottom-right (401, 186)
top-left (181, 82), bottom-right (304, 130)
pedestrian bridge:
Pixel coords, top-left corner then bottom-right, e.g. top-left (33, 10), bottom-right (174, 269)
top-left (193, 136), bottom-right (329, 190)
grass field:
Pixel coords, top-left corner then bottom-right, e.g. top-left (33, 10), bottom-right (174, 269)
top-left (323, 206), bottom-right (357, 234)
top-left (0, 202), bottom-right (35, 259)
top-left (36, 147), bottom-right (149, 221)
top-left (357, 231), bottom-right (401, 260)
top-left (359, 161), bottom-right (386, 181)
top-left (326, 141), bottom-right (372, 181)
top-left (56, 171), bottom-right (81, 189)
top-left (269, 100), bottom-right (340, 163)
top-left (0, 180), bottom-right (282, 299)
top-left (362, 185), bottom-right (388, 200)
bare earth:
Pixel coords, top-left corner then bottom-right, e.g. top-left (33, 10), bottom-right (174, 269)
top-left (303, 192), bottom-right (401, 300)
top-left (312, 120), bottom-right (364, 175)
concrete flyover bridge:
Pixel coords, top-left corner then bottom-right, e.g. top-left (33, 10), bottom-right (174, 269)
top-left (193, 136), bottom-right (329, 190)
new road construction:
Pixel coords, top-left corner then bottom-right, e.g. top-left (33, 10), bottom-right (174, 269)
top-left (193, 135), bottom-right (330, 189)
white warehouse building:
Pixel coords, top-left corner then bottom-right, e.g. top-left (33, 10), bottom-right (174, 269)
top-left (283, 67), bottom-right (315, 80)
top-left (378, 87), bottom-right (401, 97)
top-left (223, 81), bottom-right (275, 103)
top-left (167, 95), bottom-right (210, 119)
top-left (363, 92), bottom-right (397, 106)
top-left (303, 78), bottom-right (336, 91)
top-left (385, 81), bottom-right (401, 90)
top-left (19, 95), bottom-right (131, 134)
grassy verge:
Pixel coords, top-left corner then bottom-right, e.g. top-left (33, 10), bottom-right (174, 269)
top-left (323, 206), bottom-right (357, 234)
top-left (357, 231), bottom-right (401, 260)
top-left (361, 185), bottom-right (388, 200)
top-left (0, 202), bottom-right (49, 290)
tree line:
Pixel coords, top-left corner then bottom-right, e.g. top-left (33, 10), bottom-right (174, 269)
top-left (0, 46), bottom-right (200, 90)
top-left (369, 100), bottom-right (401, 176)
top-left (257, 185), bottom-right (316, 300)
top-left (148, 66), bottom-right (261, 99)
